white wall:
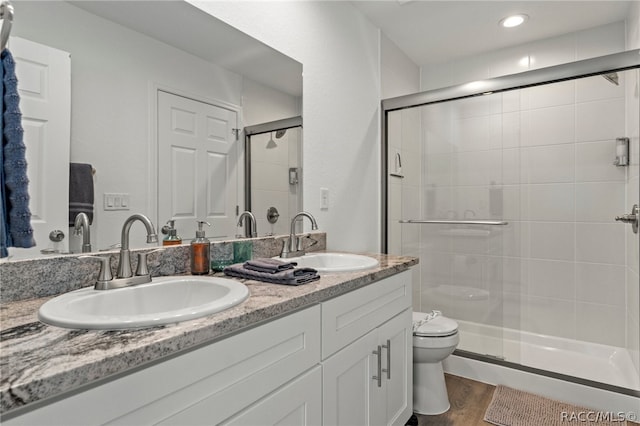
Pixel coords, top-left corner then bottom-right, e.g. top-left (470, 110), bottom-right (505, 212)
top-left (14, 2), bottom-right (299, 252)
top-left (188, 1), bottom-right (381, 252)
top-left (242, 78), bottom-right (301, 127)
top-left (381, 34), bottom-right (421, 100)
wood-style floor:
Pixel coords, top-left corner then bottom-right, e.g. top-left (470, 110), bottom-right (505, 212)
top-left (408, 374), bottom-right (640, 426)
top-left (412, 374), bottom-right (495, 426)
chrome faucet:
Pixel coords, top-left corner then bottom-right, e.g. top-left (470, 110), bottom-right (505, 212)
top-left (73, 212), bottom-right (91, 253)
top-left (81, 214), bottom-right (159, 290)
top-left (237, 211), bottom-right (257, 238)
top-left (280, 211), bottom-right (318, 258)
top-left (117, 214), bottom-right (159, 279)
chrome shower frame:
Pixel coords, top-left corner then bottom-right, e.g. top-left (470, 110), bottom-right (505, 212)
top-left (381, 49), bottom-right (640, 253)
top-left (380, 49), bottom-right (640, 397)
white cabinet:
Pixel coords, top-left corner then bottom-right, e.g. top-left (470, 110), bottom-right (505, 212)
top-left (323, 328), bottom-right (380, 426)
top-left (321, 270), bottom-right (413, 426)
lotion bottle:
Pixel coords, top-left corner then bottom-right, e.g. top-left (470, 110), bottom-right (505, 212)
top-left (161, 220), bottom-right (182, 246)
top-left (191, 221), bottom-right (211, 275)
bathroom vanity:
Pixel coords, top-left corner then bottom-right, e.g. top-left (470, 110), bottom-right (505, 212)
top-left (0, 251), bottom-right (417, 425)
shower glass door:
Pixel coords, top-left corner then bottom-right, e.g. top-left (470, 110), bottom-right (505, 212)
top-left (386, 65), bottom-right (640, 391)
top-left (387, 93), bottom-right (509, 361)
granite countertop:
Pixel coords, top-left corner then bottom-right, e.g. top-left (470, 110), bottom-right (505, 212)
top-left (0, 253), bottom-right (417, 416)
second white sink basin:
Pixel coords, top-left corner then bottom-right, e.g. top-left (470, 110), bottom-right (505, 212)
top-left (38, 276), bottom-right (249, 330)
top-left (285, 253), bottom-right (379, 273)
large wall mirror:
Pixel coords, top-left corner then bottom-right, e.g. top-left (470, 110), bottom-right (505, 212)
top-left (4, 0), bottom-right (302, 260)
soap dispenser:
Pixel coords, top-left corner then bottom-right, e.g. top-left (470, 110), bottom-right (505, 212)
top-left (161, 220), bottom-right (182, 246)
top-left (191, 220), bottom-right (211, 275)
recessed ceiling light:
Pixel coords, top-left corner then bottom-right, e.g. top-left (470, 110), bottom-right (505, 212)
top-left (500, 14), bottom-right (528, 28)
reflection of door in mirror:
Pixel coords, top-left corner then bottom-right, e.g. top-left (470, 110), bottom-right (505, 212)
top-left (157, 91), bottom-right (238, 241)
top-left (246, 119), bottom-right (302, 237)
top-left (8, 37), bottom-right (70, 259)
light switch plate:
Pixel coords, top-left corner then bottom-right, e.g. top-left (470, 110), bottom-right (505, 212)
top-left (320, 188), bottom-right (329, 210)
top-left (104, 193), bottom-right (130, 211)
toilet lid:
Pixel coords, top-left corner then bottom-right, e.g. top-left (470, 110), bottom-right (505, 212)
top-left (413, 315), bottom-right (458, 337)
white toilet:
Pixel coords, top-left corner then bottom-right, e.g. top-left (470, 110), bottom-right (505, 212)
top-left (412, 311), bottom-right (459, 415)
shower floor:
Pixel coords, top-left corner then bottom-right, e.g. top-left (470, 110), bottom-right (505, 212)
top-left (456, 320), bottom-right (640, 391)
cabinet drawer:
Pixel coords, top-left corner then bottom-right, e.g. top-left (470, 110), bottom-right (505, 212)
top-left (321, 270), bottom-right (411, 359)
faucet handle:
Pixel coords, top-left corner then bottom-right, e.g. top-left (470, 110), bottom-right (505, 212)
top-left (280, 238), bottom-right (291, 258)
top-left (80, 255), bottom-right (113, 286)
top-left (135, 249), bottom-right (163, 276)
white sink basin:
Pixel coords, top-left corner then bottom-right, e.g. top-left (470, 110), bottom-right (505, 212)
top-left (285, 253), bottom-right (379, 273)
top-left (38, 276), bottom-right (249, 330)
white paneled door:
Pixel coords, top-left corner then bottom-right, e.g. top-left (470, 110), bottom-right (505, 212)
top-left (158, 91), bottom-right (238, 241)
top-left (10, 37), bottom-right (71, 258)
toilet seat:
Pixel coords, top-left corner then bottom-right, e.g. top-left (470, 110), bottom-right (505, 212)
top-left (413, 312), bottom-right (458, 337)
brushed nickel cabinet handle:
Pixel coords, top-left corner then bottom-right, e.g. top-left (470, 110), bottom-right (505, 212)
top-left (372, 345), bottom-right (382, 388)
top-left (382, 339), bottom-right (391, 380)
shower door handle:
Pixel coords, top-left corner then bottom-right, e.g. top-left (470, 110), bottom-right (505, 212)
top-left (615, 204), bottom-right (638, 234)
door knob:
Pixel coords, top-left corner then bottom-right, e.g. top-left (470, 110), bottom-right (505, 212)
top-left (49, 230), bottom-right (65, 242)
top-left (615, 204), bottom-right (638, 234)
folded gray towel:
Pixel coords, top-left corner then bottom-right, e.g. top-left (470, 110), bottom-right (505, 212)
top-left (244, 258), bottom-right (297, 274)
top-left (69, 163), bottom-right (94, 226)
top-left (224, 263), bottom-right (319, 286)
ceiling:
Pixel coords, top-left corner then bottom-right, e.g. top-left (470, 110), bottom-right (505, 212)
top-left (351, 1), bottom-right (634, 67)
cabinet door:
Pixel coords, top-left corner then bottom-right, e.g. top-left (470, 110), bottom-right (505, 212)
top-left (222, 366), bottom-right (321, 426)
top-left (323, 330), bottom-right (382, 426)
top-left (378, 309), bottom-right (413, 426)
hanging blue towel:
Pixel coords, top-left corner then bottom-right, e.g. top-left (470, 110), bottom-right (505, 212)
top-left (0, 47), bottom-right (6, 257)
top-left (0, 48), bottom-right (35, 257)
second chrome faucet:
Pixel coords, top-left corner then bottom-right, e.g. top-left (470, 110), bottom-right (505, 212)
top-left (280, 211), bottom-right (318, 258)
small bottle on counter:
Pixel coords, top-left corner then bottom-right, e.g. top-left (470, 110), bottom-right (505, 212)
top-left (161, 220), bottom-right (182, 246)
top-left (191, 220), bottom-right (211, 275)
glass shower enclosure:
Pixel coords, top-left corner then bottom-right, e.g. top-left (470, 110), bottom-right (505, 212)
top-left (383, 50), bottom-right (640, 395)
